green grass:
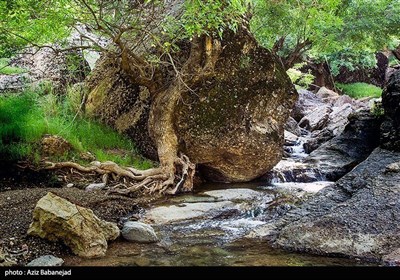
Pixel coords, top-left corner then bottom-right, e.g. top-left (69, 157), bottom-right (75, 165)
top-left (335, 82), bottom-right (382, 99)
top-left (0, 88), bottom-right (153, 169)
top-left (0, 58), bottom-right (27, 75)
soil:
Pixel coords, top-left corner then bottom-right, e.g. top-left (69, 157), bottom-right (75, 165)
top-left (0, 164), bottom-right (162, 265)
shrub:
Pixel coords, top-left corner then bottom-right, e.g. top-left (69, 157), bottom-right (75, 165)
top-left (287, 63), bottom-right (315, 89)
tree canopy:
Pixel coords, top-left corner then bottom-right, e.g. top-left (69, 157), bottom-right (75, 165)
top-left (251, 0), bottom-right (400, 70)
top-left (1, 0), bottom-right (399, 73)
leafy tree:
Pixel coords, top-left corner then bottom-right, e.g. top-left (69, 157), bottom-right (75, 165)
top-left (250, 0), bottom-right (400, 70)
top-left (0, 0), bottom-right (250, 194)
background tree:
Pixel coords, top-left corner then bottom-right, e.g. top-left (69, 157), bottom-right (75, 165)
top-left (250, 0), bottom-right (400, 79)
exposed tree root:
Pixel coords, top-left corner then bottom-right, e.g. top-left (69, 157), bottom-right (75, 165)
top-left (44, 153), bottom-right (195, 196)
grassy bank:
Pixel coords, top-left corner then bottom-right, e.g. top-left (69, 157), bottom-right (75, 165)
top-left (335, 82), bottom-right (382, 99)
top-left (0, 87), bottom-right (153, 169)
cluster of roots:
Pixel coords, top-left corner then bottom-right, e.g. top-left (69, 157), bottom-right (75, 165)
top-left (44, 153), bottom-right (195, 195)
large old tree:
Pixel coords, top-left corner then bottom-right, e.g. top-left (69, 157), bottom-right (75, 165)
top-left (0, 0), bottom-right (296, 194)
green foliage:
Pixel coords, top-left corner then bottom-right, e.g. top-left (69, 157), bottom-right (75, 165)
top-left (327, 51), bottom-right (377, 76)
top-left (0, 0), bottom-right (74, 56)
top-left (286, 63), bottom-right (315, 89)
top-left (180, 0), bottom-right (249, 38)
top-left (336, 82), bottom-right (382, 99)
top-left (370, 100), bottom-right (385, 117)
top-left (389, 55), bottom-right (400, 67)
top-left (0, 88), bottom-right (152, 168)
top-left (251, 0), bottom-right (400, 70)
top-left (0, 58), bottom-right (26, 75)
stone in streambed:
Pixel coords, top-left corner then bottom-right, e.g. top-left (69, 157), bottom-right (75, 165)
top-left (121, 222), bottom-right (158, 243)
top-left (202, 188), bottom-right (263, 202)
top-left (27, 255), bottom-right (64, 267)
top-left (144, 201), bottom-right (234, 224)
top-left (28, 192), bottom-right (120, 258)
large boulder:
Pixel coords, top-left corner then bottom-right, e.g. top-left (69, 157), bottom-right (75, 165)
top-left (86, 28), bottom-right (297, 183)
top-left (275, 148), bottom-right (400, 262)
top-left (381, 69), bottom-right (400, 151)
top-left (28, 192), bottom-right (120, 258)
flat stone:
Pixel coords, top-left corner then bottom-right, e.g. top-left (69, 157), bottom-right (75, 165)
top-left (144, 201), bottom-right (234, 224)
top-left (27, 255), bottom-right (64, 267)
top-left (202, 188), bottom-right (263, 201)
top-left (121, 222), bottom-right (158, 243)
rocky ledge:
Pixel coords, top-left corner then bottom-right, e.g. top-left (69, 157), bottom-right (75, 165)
top-left (271, 69), bottom-right (400, 265)
top-left (274, 148), bottom-right (400, 263)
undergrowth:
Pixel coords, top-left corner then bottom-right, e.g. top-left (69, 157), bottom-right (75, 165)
top-left (0, 87), bottom-right (153, 169)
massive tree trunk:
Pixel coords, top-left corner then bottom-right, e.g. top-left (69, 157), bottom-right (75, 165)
top-left (64, 27), bottom-right (297, 195)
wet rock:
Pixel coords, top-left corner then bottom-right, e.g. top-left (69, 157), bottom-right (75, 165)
top-left (203, 188), bottom-right (263, 202)
top-left (275, 148), bottom-right (400, 261)
top-left (381, 69), bottom-right (400, 151)
top-left (262, 160), bottom-right (324, 183)
top-left (303, 128), bottom-right (334, 154)
top-left (298, 105), bottom-right (333, 132)
top-left (284, 130), bottom-right (299, 146)
top-left (27, 255), bottom-right (64, 267)
top-left (144, 201), bottom-right (235, 224)
top-left (291, 89), bottom-right (325, 122)
top-left (28, 192), bottom-right (120, 258)
top-left (304, 110), bottom-right (381, 181)
top-left (285, 117), bottom-right (302, 136)
top-left (41, 135), bottom-right (72, 156)
top-left (121, 222), bottom-right (159, 243)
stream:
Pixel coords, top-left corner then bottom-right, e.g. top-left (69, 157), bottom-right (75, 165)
top-left (65, 133), bottom-right (369, 266)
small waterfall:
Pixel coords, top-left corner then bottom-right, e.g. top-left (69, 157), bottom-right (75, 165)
top-left (264, 132), bottom-right (328, 185)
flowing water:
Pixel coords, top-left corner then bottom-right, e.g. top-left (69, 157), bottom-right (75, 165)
top-left (65, 136), bottom-right (370, 266)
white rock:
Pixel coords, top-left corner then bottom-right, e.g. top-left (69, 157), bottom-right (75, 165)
top-left (27, 255), bottom-right (64, 267)
top-left (144, 201), bottom-right (234, 224)
top-left (121, 222), bottom-right (158, 243)
top-left (86, 182), bottom-right (106, 191)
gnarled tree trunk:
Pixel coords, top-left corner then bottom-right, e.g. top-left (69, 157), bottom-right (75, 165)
top-left (50, 27), bottom-right (297, 195)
